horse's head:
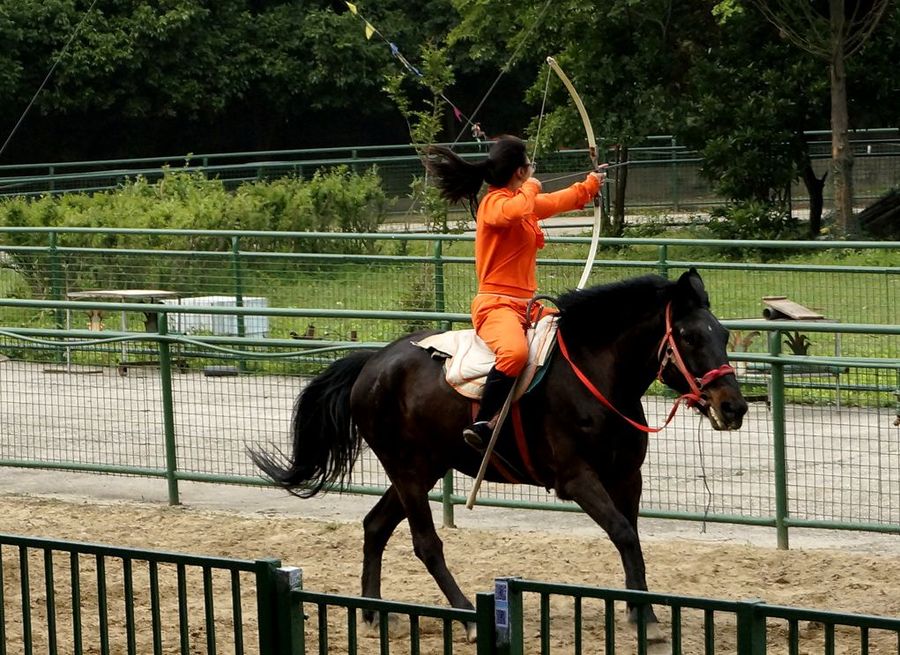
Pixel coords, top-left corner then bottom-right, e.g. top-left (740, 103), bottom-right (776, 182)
top-left (658, 269), bottom-right (747, 430)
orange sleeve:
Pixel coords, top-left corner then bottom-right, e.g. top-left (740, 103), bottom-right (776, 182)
top-left (533, 174), bottom-right (600, 220)
top-left (479, 180), bottom-right (541, 227)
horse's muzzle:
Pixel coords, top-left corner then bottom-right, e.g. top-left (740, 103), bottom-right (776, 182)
top-left (701, 380), bottom-right (748, 431)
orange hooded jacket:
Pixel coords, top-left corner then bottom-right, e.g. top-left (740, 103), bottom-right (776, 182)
top-left (470, 173), bottom-right (600, 375)
top-left (474, 174), bottom-right (600, 298)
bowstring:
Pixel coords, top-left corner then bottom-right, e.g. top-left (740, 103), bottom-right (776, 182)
top-left (530, 65), bottom-right (553, 169)
top-left (449, 0), bottom-right (554, 147)
top-left (0, 0), bottom-right (101, 159)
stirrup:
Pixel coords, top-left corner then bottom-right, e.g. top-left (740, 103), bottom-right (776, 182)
top-left (463, 421), bottom-right (493, 450)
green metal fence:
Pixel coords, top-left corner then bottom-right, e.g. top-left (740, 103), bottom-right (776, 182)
top-left (1, 131), bottom-right (898, 215)
top-left (1, 229), bottom-right (899, 545)
top-left (0, 533), bottom-right (284, 655)
top-left (7, 533), bottom-right (899, 655)
top-left (495, 578), bottom-right (900, 655)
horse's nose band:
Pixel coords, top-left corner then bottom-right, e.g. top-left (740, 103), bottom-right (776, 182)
top-left (655, 303), bottom-right (735, 408)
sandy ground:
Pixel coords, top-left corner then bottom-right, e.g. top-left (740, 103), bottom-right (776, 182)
top-left (2, 474), bottom-right (900, 654)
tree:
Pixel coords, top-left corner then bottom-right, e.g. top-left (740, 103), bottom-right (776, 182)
top-left (749, 0), bottom-right (891, 236)
top-left (677, 6), bottom-right (830, 237)
top-left (452, 0), bottom-right (717, 236)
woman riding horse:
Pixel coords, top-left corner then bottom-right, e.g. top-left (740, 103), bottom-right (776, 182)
top-left (250, 269), bottom-right (748, 644)
top-left (425, 135), bottom-right (604, 448)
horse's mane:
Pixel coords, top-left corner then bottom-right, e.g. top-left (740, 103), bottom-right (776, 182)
top-left (555, 274), bottom-right (675, 345)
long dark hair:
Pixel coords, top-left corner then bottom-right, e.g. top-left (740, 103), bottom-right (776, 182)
top-left (424, 136), bottom-right (528, 215)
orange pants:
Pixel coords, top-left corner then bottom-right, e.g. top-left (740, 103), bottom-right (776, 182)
top-left (471, 294), bottom-right (553, 376)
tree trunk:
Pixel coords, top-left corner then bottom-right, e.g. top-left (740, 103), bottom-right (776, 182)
top-left (611, 144), bottom-right (628, 238)
top-left (829, 0), bottom-right (858, 237)
top-left (802, 161), bottom-right (827, 237)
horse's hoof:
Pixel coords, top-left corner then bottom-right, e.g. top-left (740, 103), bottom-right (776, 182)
top-left (360, 612), bottom-right (405, 636)
top-left (646, 621), bottom-right (667, 644)
top-left (466, 622), bottom-right (477, 643)
top-left (647, 640), bottom-right (672, 655)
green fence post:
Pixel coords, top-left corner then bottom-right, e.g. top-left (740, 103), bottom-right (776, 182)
top-left (48, 231), bottom-right (64, 329)
top-left (158, 314), bottom-right (180, 505)
top-left (433, 237), bottom-right (456, 528)
top-left (494, 577), bottom-right (522, 655)
top-left (475, 592), bottom-right (496, 655)
top-left (671, 136), bottom-right (681, 211)
top-left (275, 567), bottom-right (304, 655)
top-left (231, 236), bottom-right (247, 373)
top-left (657, 244), bottom-right (669, 280)
top-left (254, 558), bottom-right (283, 655)
top-left (769, 330), bottom-right (790, 550)
top-left (735, 599), bottom-right (766, 655)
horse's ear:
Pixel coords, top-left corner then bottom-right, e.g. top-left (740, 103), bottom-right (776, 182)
top-left (675, 267), bottom-right (709, 308)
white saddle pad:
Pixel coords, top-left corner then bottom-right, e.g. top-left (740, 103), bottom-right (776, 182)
top-left (412, 315), bottom-right (558, 400)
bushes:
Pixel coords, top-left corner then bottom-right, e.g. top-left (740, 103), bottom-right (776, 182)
top-left (0, 166), bottom-right (390, 294)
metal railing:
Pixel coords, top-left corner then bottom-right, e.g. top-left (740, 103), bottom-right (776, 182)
top-left (1, 229), bottom-right (898, 544)
top-left (4, 531), bottom-right (900, 655)
top-left (0, 533), bottom-right (283, 655)
top-left (496, 578), bottom-right (900, 655)
top-left (1, 131), bottom-right (897, 214)
top-left (0, 300), bottom-right (898, 547)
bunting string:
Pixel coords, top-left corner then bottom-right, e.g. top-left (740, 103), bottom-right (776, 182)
top-left (344, 1), bottom-right (471, 130)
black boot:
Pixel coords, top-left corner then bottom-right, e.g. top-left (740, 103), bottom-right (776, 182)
top-left (463, 367), bottom-right (517, 449)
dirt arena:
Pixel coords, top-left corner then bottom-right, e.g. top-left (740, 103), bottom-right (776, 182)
top-left (2, 474), bottom-right (900, 654)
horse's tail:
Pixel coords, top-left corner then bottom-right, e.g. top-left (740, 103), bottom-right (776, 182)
top-left (249, 349), bottom-right (376, 498)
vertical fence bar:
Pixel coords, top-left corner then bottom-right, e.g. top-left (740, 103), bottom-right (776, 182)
top-left (177, 564), bottom-right (190, 655)
top-left (540, 593), bottom-right (550, 655)
top-left (70, 553), bottom-right (82, 655)
top-left (657, 245), bottom-right (669, 280)
top-left (254, 559), bottom-right (282, 655)
top-left (149, 562), bottom-right (162, 655)
top-left (509, 580), bottom-right (524, 655)
top-left (157, 314), bottom-right (180, 505)
top-left (475, 592), bottom-right (496, 655)
top-left (123, 558), bottom-right (136, 655)
top-left (671, 605), bottom-right (682, 654)
top-left (770, 329), bottom-right (790, 549)
top-left (203, 567), bottom-right (216, 655)
top-left (274, 567), bottom-right (302, 655)
top-left (573, 596), bottom-right (582, 655)
top-left (96, 555), bottom-right (110, 655)
top-left (670, 136), bottom-right (681, 211)
top-left (230, 236), bottom-right (247, 373)
top-left (43, 548), bottom-right (58, 655)
top-left (736, 600), bottom-right (766, 655)
top-left (0, 547), bottom-right (6, 655)
top-left (493, 578), bottom-right (514, 655)
top-left (347, 607), bottom-right (358, 655)
top-left (18, 546), bottom-right (32, 655)
top-left (48, 231), bottom-right (65, 331)
top-left (433, 237), bottom-right (456, 528)
top-left (230, 570), bottom-right (244, 655)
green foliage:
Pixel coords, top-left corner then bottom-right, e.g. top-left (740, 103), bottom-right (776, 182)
top-left (397, 266), bottom-right (436, 333)
top-left (0, 166), bottom-right (389, 293)
top-left (706, 200), bottom-right (804, 253)
top-left (383, 42), bottom-right (462, 234)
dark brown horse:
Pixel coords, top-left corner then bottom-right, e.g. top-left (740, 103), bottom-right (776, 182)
top-left (250, 269), bottom-right (747, 642)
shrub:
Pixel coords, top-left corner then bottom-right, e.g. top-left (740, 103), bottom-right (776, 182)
top-left (0, 167), bottom-right (391, 295)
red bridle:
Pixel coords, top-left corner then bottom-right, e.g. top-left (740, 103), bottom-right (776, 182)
top-left (556, 302), bottom-right (735, 434)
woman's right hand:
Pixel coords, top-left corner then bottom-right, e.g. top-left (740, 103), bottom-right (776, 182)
top-left (526, 176), bottom-right (543, 192)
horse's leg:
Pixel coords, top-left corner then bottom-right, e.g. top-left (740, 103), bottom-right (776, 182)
top-left (560, 468), bottom-right (661, 631)
top-left (607, 470), bottom-right (666, 642)
top-left (360, 486), bottom-right (406, 624)
top-left (394, 481), bottom-right (478, 641)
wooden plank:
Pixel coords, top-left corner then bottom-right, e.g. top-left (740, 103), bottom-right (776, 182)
top-left (761, 296), bottom-right (825, 320)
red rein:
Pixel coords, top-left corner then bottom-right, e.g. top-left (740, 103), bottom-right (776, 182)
top-left (556, 302), bottom-right (735, 434)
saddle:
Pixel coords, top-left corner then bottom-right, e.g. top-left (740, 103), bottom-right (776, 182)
top-left (412, 315), bottom-right (558, 400)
